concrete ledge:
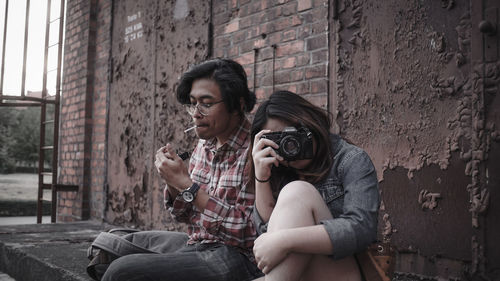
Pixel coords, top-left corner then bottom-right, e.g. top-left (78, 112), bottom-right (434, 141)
top-left (0, 221), bottom-right (115, 281)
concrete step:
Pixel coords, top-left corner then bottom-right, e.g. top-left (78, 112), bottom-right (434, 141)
top-left (0, 221), bottom-right (114, 281)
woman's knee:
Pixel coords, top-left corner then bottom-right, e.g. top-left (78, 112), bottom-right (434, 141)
top-left (273, 180), bottom-right (332, 224)
top-left (276, 180), bottom-right (321, 207)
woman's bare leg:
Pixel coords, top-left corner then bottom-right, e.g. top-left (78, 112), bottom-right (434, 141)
top-left (261, 181), bottom-right (332, 281)
top-left (261, 181), bottom-right (361, 281)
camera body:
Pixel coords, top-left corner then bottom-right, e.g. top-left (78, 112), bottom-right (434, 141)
top-left (261, 127), bottom-right (313, 161)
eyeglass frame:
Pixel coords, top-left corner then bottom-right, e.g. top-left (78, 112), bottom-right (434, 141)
top-left (184, 100), bottom-right (225, 116)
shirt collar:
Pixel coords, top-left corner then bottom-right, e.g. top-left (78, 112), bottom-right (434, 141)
top-left (204, 117), bottom-right (251, 151)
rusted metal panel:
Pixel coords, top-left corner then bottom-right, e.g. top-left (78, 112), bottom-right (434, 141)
top-left (379, 155), bottom-right (472, 260)
top-left (150, 0), bottom-right (210, 229)
top-left (106, 0), bottom-right (209, 229)
top-left (330, 0), bottom-right (499, 279)
top-left (485, 141), bottom-right (500, 276)
top-left (483, 0), bottom-right (500, 271)
top-left (107, 0), bottom-right (157, 227)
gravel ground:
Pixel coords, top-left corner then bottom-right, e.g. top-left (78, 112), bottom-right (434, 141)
top-left (0, 173), bottom-right (51, 201)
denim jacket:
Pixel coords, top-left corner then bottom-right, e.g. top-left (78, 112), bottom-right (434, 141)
top-left (252, 134), bottom-right (380, 260)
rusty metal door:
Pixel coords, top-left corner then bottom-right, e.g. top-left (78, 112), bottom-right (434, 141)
top-left (474, 0), bottom-right (500, 279)
top-left (330, 0), bottom-right (499, 279)
top-left (106, 0), bottom-right (209, 229)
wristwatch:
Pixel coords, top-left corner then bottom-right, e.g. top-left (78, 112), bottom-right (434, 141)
top-left (181, 183), bottom-right (200, 203)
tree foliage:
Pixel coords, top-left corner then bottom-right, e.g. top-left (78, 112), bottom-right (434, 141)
top-left (0, 105), bottom-right (55, 173)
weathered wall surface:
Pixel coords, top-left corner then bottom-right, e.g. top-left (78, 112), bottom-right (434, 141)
top-left (105, 0), bottom-right (208, 229)
top-left (59, 0), bottom-right (499, 279)
top-left (331, 0), bottom-right (499, 279)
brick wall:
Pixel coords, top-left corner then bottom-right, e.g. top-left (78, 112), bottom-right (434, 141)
top-left (59, 0), bottom-right (111, 221)
top-left (212, 0), bottom-right (329, 108)
top-left (89, 0), bottom-right (112, 220)
top-left (59, 0), bottom-right (331, 222)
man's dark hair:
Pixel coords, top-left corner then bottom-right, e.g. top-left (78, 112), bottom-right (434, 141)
top-left (176, 58), bottom-right (256, 115)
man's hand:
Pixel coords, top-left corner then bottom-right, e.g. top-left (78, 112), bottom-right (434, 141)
top-left (155, 143), bottom-right (192, 192)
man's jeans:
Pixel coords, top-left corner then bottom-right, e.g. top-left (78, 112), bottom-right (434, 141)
top-left (101, 231), bottom-right (262, 281)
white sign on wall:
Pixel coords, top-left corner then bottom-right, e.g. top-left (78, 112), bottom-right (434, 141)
top-left (125, 11), bottom-right (143, 43)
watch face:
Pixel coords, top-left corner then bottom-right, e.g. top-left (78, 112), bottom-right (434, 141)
top-left (182, 191), bottom-right (194, 202)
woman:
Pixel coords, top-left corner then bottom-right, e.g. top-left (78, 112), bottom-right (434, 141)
top-left (250, 91), bottom-right (379, 281)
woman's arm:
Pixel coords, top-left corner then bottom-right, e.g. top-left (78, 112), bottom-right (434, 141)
top-left (256, 225), bottom-right (333, 257)
top-left (252, 129), bottom-right (282, 222)
top-left (255, 181), bottom-right (275, 222)
top-left (321, 148), bottom-right (380, 259)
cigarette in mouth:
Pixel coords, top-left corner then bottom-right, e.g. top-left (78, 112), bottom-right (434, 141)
top-left (184, 125), bottom-right (198, 133)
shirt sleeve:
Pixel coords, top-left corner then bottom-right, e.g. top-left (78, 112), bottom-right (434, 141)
top-left (320, 149), bottom-right (380, 260)
top-left (163, 143), bottom-right (201, 223)
top-left (164, 184), bottom-right (194, 223)
top-left (199, 182), bottom-right (257, 245)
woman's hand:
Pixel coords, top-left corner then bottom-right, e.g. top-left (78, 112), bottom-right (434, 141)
top-left (155, 143), bottom-right (192, 191)
top-left (252, 130), bottom-right (283, 182)
top-left (253, 230), bottom-right (290, 274)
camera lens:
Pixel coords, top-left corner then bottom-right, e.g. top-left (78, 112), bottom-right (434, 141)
top-left (280, 136), bottom-right (301, 158)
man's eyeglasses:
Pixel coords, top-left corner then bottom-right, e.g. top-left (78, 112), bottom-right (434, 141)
top-left (184, 100), bottom-right (224, 116)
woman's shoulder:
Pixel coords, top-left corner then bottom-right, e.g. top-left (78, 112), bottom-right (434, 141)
top-left (330, 134), bottom-right (364, 157)
top-left (330, 134), bottom-right (373, 172)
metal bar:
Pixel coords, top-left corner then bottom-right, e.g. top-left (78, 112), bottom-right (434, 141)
top-left (0, 0), bottom-right (9, 96)
top-left (253, 48), bottom-right (258, 92)
top-left (43, 184), bottom-right (79, 192)
top-left (54, 184), bottom-right (79, 192)
top-left (332, 0), bottom-right (338, 20)
top-left (20, 0), bottom-right (30, 97)
top-left (0, 95), bottom-right (56, 103)
top-left (49, 17), bottom-right (60, 24)
top-left (272, 44), bottom-right (276, 93)
top-left (51, 0), bottom-right (65, 223)
top-left (37, 0), bottom-right (52, 224)
top-left (207, 0), bottom-right (213, 58)
top-left (37, 102), bottom-right (47, 224)
top-left (42, 0), bottom-right (51, 99)
top-left (0, 102), bottom-right (41, 107)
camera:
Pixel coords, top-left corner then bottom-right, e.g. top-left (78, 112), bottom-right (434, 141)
top-left (261, 127), bottom-right (313, 161)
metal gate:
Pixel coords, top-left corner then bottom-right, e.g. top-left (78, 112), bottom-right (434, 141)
top-left (0, 0), bottom-right (77, 223)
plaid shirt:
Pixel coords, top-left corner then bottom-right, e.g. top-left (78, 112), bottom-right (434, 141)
top-left (164, 118), bottom-right (256, 259)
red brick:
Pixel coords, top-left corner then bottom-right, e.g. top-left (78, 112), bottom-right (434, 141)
top-left (276, 40), bottom-right (305, 57)
top-left (298, 0), bottom-right (312, 11)
top-left (224, 20), bottom-right (239, 34)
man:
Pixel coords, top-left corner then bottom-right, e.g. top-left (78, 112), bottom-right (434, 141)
top-left (101, 59), bottom-right (262, 281)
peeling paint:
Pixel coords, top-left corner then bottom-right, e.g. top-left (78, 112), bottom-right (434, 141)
top-left (106, 0), bottom-right (209, 230)
top-left (332, 0), bottom-right (499, 278)
top-left (418, 190), bottom-right (442, 210)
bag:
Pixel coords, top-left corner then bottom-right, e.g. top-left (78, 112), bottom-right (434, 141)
top-left (86, 229), bottom-right (190, 280)
top-left (86, 228), bottom-right (155, 280)
top-left (355, 242), bottom-right (396, 281)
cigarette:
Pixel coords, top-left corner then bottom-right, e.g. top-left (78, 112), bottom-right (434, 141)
top-left (184, 125), bottom-right (197, 133)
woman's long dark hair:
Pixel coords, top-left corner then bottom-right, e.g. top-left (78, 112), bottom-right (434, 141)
top-left (248, 90), bottom-right (334, 194)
